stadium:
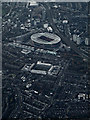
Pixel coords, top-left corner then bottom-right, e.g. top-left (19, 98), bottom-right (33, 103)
top-left (31, 32), bottom-right (61, 50)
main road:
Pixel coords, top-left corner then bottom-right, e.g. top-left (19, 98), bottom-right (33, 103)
top-left (44, 3), bottom-right (89, 60)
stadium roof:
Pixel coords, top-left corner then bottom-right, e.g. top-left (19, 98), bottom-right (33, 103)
top-left (31, 32), bottom-right (61, 45)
